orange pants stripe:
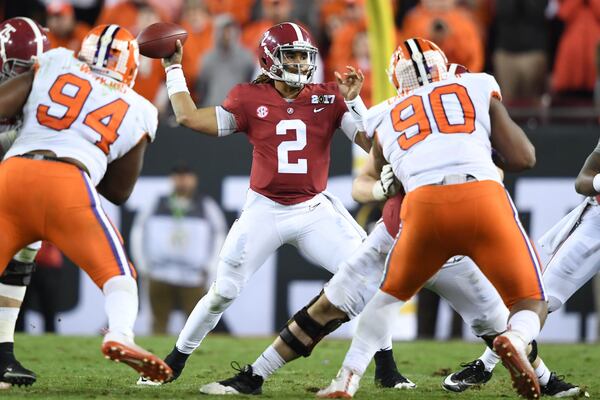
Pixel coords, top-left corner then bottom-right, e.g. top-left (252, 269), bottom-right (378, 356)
top-left (380, 180), bottom-right (545, 308)
top-left (0, 157), bottom-right (136, 288)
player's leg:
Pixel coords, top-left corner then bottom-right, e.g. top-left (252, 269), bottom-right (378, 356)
top-left (467, 184), bottom-right (547, 400)
top-left (44, 168), bottom-right (171, 382)
top-left (157, 198), bottom-right (283, 384)
top-left (0, 159), bottom-right (45, 388)
top-left (0, 242), bottom-right (40, 388)
top-left (425, 257), bottom-right (506, 392)
top-left (528, 204), bottom-right (600, 398)
top-left (293, 193), bottom-right (411, 388)
top-left (317, 224), bottom-right (414, 398)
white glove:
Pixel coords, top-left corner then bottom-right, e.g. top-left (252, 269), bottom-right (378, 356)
top-left (372, 164), bottom-right (399, 201)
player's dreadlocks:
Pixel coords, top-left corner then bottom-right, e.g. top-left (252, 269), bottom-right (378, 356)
top-left (252, 74), bottom-right (274, 84)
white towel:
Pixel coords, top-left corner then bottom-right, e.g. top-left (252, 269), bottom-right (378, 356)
top-left (538, 198), bottom-right (592, 255)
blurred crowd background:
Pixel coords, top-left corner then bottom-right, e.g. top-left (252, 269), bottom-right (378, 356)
top-left (2, 0), bottom-right (599, 121)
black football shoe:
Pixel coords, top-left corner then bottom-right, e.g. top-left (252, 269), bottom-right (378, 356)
top-left (136, 346), bottom-right (189, 386)
top-left (373, 349), bottom-right (416, 389)
top-left (199, 363), bottom-right (263, 395)
top-left (442, 359), bottom-right (492, 392)
top-left (541, 372), bottom-right (588, 398)
top-left (0, 360), bottom-right (36, 387)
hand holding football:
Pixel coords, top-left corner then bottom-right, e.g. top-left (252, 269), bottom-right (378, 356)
top-left (137, 22), bottom-right (188, 59)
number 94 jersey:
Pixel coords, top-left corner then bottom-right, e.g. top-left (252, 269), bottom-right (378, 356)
top-left (5, 48), bottom-right (158, 185)
top-left (367, 73), bottom-right (503, 192)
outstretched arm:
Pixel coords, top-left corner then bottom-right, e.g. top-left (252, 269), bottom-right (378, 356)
top-left (574, 138), bottom-right (600, 196)
top-left (163, 41), bottom-right (219, 136)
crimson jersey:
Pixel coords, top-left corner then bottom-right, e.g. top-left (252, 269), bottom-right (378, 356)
top-left (382, 192), bottom-right (405, 238)
top-left (222, 82), bottom-right (347, 205)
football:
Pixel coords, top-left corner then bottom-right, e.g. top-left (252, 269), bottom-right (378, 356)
top-left (137, 22), bottom-right (188, 59)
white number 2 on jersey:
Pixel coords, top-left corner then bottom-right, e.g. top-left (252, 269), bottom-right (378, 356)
top-left (277, 119), bottom-right (307, 174)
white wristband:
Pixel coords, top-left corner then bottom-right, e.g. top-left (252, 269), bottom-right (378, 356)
top-left (593, 174), bottom-right (600, 193)
top-left (345, 95), bottom-right (368, 131)
top-left (372, 180), bottom-right (387, 201)
top-left (165, 64), bottom-right (189, 98)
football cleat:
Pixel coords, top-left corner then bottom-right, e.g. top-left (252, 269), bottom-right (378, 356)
top-left (199, 363), bottom-right (263, 395)
top-left (0, 360), bottom-right (36, 387)
top-left (541, 372), bottom-right (588, 398)
top-left (316, 367), bottom-right (361, 398)
top-left (102, 336), bottom-right (172, 383)
top-left (493, 332), bottom-right (540, 400)
top-left (373, 349), bottom-right (416, 389)
top-left (442, 359), bottom-right (492, 392)
top-left (136, 346), bottom-right (188, 386)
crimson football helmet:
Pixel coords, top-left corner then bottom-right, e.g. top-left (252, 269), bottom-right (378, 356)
top-left (79, 24), bottom-right (139, 87)
top-left (258, 22), bottom-right (317, 87)
top-left (0, 17), bottom-right (50, 82)
top-left (387, 38), bottom-right (448, 95)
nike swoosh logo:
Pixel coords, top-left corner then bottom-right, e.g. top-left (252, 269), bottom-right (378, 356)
top-left (314, 107), bottom-right (325, 113)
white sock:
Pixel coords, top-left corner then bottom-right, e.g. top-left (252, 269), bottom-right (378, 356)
top-left (176, 286), bottom-right (231, 354)
top-left (535, 359), bottom-right (551, 386)
top-left (479, 346), bottom-right (501, 372)
top-left (0, 283), bottom-right (26, 342)
top-left (508, 310), bottom-right (541, 345)
top-left (343, 291), bottom-right (400, 375)
top-left (251, 345), bottom-right (286, 380)
top-left (103, 276), bottom-right (138, 341)
top-left (13, 242), bottom-right (42, 263)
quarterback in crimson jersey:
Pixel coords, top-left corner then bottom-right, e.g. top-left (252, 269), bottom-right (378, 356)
top-left (141, 22), bottom-right (413, 393)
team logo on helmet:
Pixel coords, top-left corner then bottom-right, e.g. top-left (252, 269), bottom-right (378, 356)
top-left (387, 38), bottom-right (448, 95)
top-left (79, 24), bottom-right (139, 87)
top-left (258, 22), bottom-right (318, 88)
top-left (0, 17), bottom-right (50, 82)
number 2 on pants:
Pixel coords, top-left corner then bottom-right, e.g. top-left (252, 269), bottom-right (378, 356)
top-left (36, 73), bottom-right (129, 155)
top-left (392, 83), bottom-right (475, 150)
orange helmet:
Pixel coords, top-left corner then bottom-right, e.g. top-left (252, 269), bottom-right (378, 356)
top-left (79, 24), bottom-right (139, 87)
top-left (387, 38), bottom-right (448, 95)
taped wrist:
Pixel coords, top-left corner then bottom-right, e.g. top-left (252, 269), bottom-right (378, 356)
top-left (278, 306), bottom-right (348, 357)
top-left (165, 64), bottom-right (189, 98)
top-left (344, 95), bottom-right (368, 131)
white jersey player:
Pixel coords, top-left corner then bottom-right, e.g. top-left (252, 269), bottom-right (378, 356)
top-left (0, 24), bottom-right (172, 383)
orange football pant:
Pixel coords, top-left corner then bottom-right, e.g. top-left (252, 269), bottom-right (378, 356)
top-left (0, 157), bottom-right (136, 287)
top-left (381, 180), bottom-right (545, 308)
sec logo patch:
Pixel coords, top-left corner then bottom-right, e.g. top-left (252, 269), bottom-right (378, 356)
top-left (257, 106), bottom-right (269, 118)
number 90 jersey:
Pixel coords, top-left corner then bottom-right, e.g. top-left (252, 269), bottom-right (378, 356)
top-left (366, 73), bottom-right (503, 192)
top-left (5, 48), bottom-right (158, 185)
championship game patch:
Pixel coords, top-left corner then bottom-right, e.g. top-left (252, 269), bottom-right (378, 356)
top-left (311, 94), bottom-right (335, 104)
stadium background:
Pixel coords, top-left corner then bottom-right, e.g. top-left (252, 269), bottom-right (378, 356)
top-left (2, 0), bottom-right (599, 343)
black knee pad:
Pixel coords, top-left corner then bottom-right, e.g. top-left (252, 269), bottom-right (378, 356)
top-left (279, 306), bottom-right (348, 357)
top-left (528, 339), bottom-right (538, 363)
top-left (0, 260), bottom-right (35, 286)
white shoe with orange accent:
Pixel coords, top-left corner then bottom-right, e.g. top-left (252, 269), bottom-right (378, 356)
top-left (493, 332), bottom-right (540, 400)
top-left (102, 333), bottom-right (173, 383)
top-left (316, 367), bottom-right (361, 398)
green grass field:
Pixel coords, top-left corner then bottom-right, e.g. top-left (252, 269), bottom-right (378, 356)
top-left (2, 334), bottom-right (596, 399)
